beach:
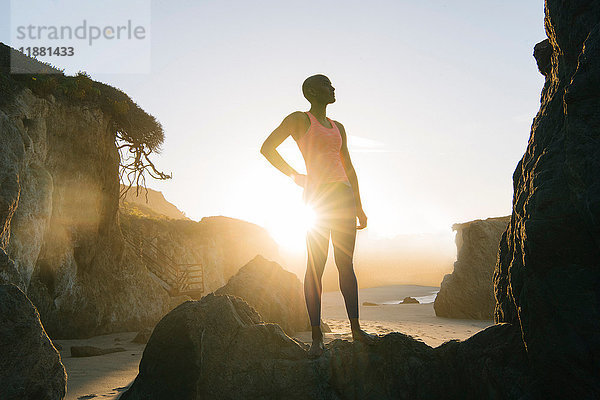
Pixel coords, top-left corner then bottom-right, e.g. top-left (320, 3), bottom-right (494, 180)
top-left (56, 285), bottom-right (493, 400)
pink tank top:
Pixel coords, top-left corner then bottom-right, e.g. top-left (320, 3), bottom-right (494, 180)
top-left (295, 112), bottom-right (350, 194)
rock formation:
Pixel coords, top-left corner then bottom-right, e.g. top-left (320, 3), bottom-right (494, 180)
top-left (0, 284), bottom-right (66, 400)
top-left (121, 294), bottom-right (530, 400)
top-left (434, 216), bottom-right (510, 319)
top-left (0, 62), bottom-right (173, 338)
top-left (119, 212), bottom-right (280, 294)
top-left (215, 255), bottom-right (310, 335)
top-left (0, 44), bottom-right (280, 338)
top-left (494, 2), bottom-right (600, 397)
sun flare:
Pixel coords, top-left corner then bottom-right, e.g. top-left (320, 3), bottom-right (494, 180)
top-left (265, 201), bottom-right (316, 252)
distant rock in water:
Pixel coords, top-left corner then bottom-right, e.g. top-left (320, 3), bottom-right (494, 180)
top-left (119, 185), bottom-right (189, 220)
top-left (362, 301), bottom-right (379, 306)
top-left (215, 255), bottom-right (312, 335)
top-left (434, 216), bottom-right (510, 320)
top-left (121, 293), bottom-right (531, 400)
top-left (401, 297), bottom-right (419, 304)
top-left (0, 284), bottom-right (66, 400)
top-left (494, 2), bottom-right (600, 397)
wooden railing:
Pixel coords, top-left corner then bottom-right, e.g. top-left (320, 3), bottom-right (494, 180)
top-left (121, 225), bottom-right (204, 298)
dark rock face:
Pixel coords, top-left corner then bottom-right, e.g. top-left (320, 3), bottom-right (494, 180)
top-left (435, 216), bottom-right (510, 319)
top-left (494, 2), bottom-right (600, 397)
top-left (121, 294), bottom-right (530, 400)
top-left (215, 255), bottom-right (310, 335)
top-left (0, 284), bottom-right (66, 400)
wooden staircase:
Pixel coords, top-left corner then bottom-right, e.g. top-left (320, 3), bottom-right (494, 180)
top-left (121, 225), bottom-right (204, 298)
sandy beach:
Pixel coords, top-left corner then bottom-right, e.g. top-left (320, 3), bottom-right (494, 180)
top-left (55, 285), bottom-right (493, 400)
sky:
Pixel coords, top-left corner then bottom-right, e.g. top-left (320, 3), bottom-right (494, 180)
top-left (1, 0), bottom-right (547, 253)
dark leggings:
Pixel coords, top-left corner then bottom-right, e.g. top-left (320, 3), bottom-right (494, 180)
top-left (304, 181), bottom-right (358, 327)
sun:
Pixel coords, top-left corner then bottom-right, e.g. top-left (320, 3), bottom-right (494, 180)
top-left (265, 201), bottom-right (316, 252)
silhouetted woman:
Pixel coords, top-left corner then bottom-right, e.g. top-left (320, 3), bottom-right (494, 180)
top-left (261, 74), bottom-right (375, 357)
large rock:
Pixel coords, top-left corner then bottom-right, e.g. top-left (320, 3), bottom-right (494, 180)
top-left (0, 284), bottom-right (66, 400)
top-left (215, 255), bottom-right (309, 335)
top-left (434, 216), bottom-right (510, 319)
top-left (121, 293), bottom-right (530, 400)
top-left (494, 2), bottom-right (600, 397)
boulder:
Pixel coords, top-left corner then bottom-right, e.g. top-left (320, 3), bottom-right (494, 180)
top-left (494, 2), bottom-right (600, 397)
top-left (434, 216), bottom-right (510, 319)
top-left (215, 255), bottom-right (311, 335)
top-left (121, 293), bottom-right (530, 400)
top-left (0, 284), bottom-right (66, 400)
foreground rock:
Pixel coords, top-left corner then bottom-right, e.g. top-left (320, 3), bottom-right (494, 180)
top-left (0, 284), bottom-right (66, 400)
top-left (215, 255), bottom-right (311, 335)
top-left (434, 216), bottom-right (510, 319)
top-left (494, 2), bottom-right (600, 397)
top-left (121, 294), bottom-right (530, 400)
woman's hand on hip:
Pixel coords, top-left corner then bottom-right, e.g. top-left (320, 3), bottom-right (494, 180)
top-left (356, 207), bottom-right (367, 230)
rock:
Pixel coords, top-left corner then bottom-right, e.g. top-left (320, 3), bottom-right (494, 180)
top-left (362, 301), bottom-right (378, 306)
top-left (121, 293), bottom-right (531, 400)
top-left (401, 297), bottom-right (419, 304)
top-left (70, 346), bottom-right (126, 357)
top-left (0, 284), bottom-right (66, 400)
top-left (132, 327), bottom-right (153, 344)
top-left (215, 255), bottom-right (310, 335)
top-left (494, 2), bottom-right (600, 397)
top-left (434, 216), bottom-right (510, 319)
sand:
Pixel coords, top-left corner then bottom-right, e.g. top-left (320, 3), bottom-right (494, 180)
top-left (55, 285), bottom-right (493, 400)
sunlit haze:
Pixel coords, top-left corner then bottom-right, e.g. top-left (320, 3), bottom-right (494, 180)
top-left (0, 0), bottom-right (546, 284)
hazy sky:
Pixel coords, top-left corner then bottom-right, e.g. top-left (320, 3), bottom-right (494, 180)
top-left (1, 1), bottom-right (547, 249)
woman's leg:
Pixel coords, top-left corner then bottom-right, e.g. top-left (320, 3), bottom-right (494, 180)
top-left (304, 223), bottom-right (330, 328)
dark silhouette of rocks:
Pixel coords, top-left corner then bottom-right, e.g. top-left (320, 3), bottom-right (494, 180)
top-left (120, 293), bottom-right (530, 400)
top-left (0, 284), bottom-right (66, 400)
top-left (494, 2), bottom-right (600, 397)
top-left (434, 216), bottom-right (510, 319)
top-left (401, 296), bottom-right (419, 304)
top-left (70, 345), bottom-right (126, 357)
top-left (215, 255), bottom-right (311, 335)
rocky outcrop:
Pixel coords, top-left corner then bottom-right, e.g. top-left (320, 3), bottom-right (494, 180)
top-left (434, 216), bottom-right (510, 319)
top-left (121, 294), bottom-right (530, 400)
top-left (119, 212), bottom-right (280, 294)
top-left (494, 2), bottom-right (600, 398)
top-left (0, 284), bottom-right (66, 400)
top-left (1, 45), bottom-right (280, 338)
top-left (0, 85), bottom-right (172, 338)
top-left (215, 255), bottom-right (310, 335)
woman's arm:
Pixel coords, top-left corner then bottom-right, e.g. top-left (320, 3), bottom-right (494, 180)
top-left (336, 121), bottom-right (367, 229)
top-left (260, 112), bottom-right (306, 187)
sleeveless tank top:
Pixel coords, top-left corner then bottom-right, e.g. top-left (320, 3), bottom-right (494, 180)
top-left (294, 112), bottom-right (350, 196)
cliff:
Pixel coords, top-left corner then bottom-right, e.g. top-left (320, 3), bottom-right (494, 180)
top-left (434, 216), bottom-right (510, 319)
top-left (0, 44), bottom-right (279, 339)
top-left (494, 2), bottom-right (600, 397)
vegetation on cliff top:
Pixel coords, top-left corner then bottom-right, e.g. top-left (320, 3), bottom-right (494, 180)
top-left (0, 42), bottom-right (170, 197)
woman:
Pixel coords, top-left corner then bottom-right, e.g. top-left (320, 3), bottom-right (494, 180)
top-left (260, 74), bottom-right (376, 358)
